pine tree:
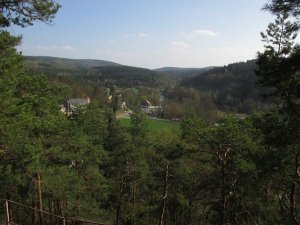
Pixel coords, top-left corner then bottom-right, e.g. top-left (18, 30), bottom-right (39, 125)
top-left (256, 3), bottom-right (300, 224)
top-left (0, 0), bottom-right (60, 28)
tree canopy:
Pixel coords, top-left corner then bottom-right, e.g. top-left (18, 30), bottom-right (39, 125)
top-left (0, 0), bottom-right (60, 28)
top-left (264, 0), bottom-right (300, 24)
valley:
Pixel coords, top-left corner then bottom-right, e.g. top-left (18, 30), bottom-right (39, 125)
top-left (24, 56), bottom-right (271, 121)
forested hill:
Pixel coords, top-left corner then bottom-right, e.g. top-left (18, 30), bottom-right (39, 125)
top-left (25, 56), bottom-right (171, 88)
top-left (25, 56), bottom-right (121, 68)
top-left (154, 66), bottom-right (215, 78)
top-left (24, 56), bottom-right (270, 113)
top-left (180, 60), bottom-right (271, 113)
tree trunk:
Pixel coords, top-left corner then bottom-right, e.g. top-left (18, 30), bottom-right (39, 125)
top-left (5, 200), bottom-right (10, 225)
top-left (32, 200), bottom-right (36, 225)
top-left (218, 147), bottom-right (230, 225)
top-left (36, 173), bottom-right (44, 225)
top-left (60, 198), bottom-right (67, 225)
top-left (132, 185), bottom-right (136, 225)
top-left (116, 180), bottom-right (123, 225)
top-left (159, 164), bottom-right (169, 225)
top-left (48, 199), bottom-right (55, 225)
top-left (220, 161), bottom-right (226, 225)
top-left (289, 149), bottom-right (300, 225)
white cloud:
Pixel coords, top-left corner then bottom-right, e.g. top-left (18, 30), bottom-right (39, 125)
top-left (61, 45), bottom-right (75, 51)
top-left (36, 45), bottom-right (51, 51)
top-left (94, 48), bottom-right (112, 55)
top-left (125, 32), bottom-right (148, 38)
top-left (137, 32), bottom-right (148, 37)
top-left (182, 29), bottom-right (218, 38)
top-left (35, 44), bottom-right (76, 51)
top-left (193, 29), bottom-right (218, 36)
top-left (170, 41), bottom-right (190, 48)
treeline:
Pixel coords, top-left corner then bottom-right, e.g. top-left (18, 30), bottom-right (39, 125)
top-left (180, 60), bottom-right (272, 113)
top-left (1, 96), bottom-right (299, 224)
top-left (162, 87), bottom-right (218, 121)
top-left (26, 56), bottom-right (172, 89)
top-left (27, 57), bottom-right (272, 118)
top-left (25, 58), bottom-right (273, 116)
top-left (154, 66), bottom-right (215, 79)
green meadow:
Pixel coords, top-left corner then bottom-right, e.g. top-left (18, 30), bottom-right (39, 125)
top-left (119, 117), bottom-right (180, 133)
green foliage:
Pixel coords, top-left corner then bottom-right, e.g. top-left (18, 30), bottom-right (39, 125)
top-left (25, 56), bottom-right (171, 89)
top-left (2, 1), bottom-right (300, 224)
top-left (261, 12), bottom-right (297, 56)
top-left (180, 60), bottom-right (272, 113)
top-left (155, 66), bottom-right (214, 79)
top-left (257, 50), bottom-right (300, 118)
top-left (257, 4), bottom-right (300, 119)
top-left (180, 115), bottom-right (259, 225)
top-left (130, 111), bottom-right (148, 141)
top-left (264, 0), bottom-right (300, 23)
top-left (0, 0), bottom-right (60, 28)
top-left (255, 2), bottom-right (300, 223)
top-left (120, 117), bottom-right (180, 133)
top-left (163, 87), bottom-right (219, 121)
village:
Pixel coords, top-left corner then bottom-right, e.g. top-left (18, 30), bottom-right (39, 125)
top-left (59, 93), bottom-right (163, 118)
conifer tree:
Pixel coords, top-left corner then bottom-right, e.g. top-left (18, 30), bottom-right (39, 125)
top-left (256, 1), bottom-right (300, 223)
top-left (0, 0), bottom-right (60, 28)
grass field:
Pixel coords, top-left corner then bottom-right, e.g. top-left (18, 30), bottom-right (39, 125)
top-left (119, 117), bottom-right (180, 132)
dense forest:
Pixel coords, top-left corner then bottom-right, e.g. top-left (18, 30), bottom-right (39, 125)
top-left (180, 60), bottom-right (273, 113)
top-left (26, 56), bottom-right (172, 89)
top-left (1, 1), bottom-right (300, 225)
top-left (154, 67), bottom-right (215, 79)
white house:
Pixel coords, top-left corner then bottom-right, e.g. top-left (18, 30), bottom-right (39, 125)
top-left (140, 99), bottom-right (162, 115)
top-left (60, 97), bottom-right (91, 115)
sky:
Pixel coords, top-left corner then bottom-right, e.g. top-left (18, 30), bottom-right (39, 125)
top-left (9, 0), bottom-right (275, 69)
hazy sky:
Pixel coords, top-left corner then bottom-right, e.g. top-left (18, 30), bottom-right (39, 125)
top-left (10, 0), bottom-right (275, 69)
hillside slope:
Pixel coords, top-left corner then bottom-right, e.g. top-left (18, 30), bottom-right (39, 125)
top-left (154, 66), bottom-right (215, 78)
top-left (25, 56), bottom-right (172, 88)
top-left (25, 56), bottom-right (121, 69)
top-left (180, 60), bottom-right (271, 113)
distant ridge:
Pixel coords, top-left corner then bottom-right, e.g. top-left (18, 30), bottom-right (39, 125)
top-left (154, 66), bottom-right (216, 78)
top-left (154, 66), bottom-right (215, 72)
top-left (25, 56), bottom-right (122, 69)
top-left (24, 55), bottom-right (171, 88)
